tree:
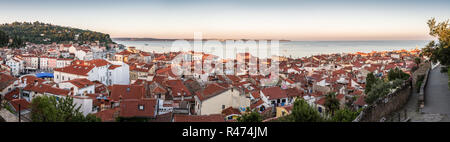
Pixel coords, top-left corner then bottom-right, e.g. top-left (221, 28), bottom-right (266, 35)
top-left (288, 99), bottom-right (324, 122)
top-left (237, 108), bottom-right (262, 122)
top-left (331, 109), bottom-right (360, 122)
top-left (422, 18), bottom-right (450, 66)
top-left (414, 57), bottom-right (421, 66)
top-left (422, 18), bottom-right (450, 87)
top-left (365, 80), bottom-right (391, 104)
top-left (31, 95), bottom-right (59, 122)
top-left (10, 36), bottom-right (24, 48)
top-left (365, 72), bottom-right (377, 94)
top-left (388, 68), bottom-right (410, 81)
top-left (31, 95), bottom-right (101, 122)
top-left (324, 92), bottom-right (340, 116)
top-left (0, 30), bottom-right (9, 47)
top-left (0, 21), bottom-right (115, 44)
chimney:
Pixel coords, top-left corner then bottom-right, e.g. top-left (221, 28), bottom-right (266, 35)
top-left (34, 79), bottom-right (38, 86)
top-left (70, 87), bottom-right (75, 96)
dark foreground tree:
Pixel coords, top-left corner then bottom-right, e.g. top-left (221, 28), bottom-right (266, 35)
top-left (331, 109), bottom-right (360, 122)
top-left (31, 95), bottom-right (101, 122)
top-left (365, 80), bottom-right (392, 104)
top-left (237, 107), bottom-right (262, 122)
top-left (324, 92), bottom-right (340, 116)
top-left (0, 30), bottom-right (9, 47)
top-left (287, 99), bottom-right (324, 122)
top-left (422, 18), bottom-right (450, 66)
top-left (365, 72), bottom-right (377, 94)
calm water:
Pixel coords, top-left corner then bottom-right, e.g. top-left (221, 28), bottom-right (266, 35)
top-left (114, 40), bottom-right (429, 58)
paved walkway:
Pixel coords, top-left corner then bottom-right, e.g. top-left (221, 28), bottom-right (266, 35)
top-left (0, 109), bottom-right (20, 122)
top-left (387, 65), bottom-right (450, 122)
top-left (423, 65), bottom-right (450, 114)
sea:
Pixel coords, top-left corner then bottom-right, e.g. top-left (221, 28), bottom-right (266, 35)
top-left (113, 40), bottom-right (429, 58)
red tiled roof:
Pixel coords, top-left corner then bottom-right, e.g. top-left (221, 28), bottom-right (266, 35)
top-left (54, 65), bottom-right (94, 76)
top-left (116, 50), bottom-right (133, 55)
top-left (285, 88), bottom-right (303, 97)
top-left (108, 65), bottom-right (122, 70)
top-left (336, 94), bottom-right (345, 100)
top-left (173, 114), bottom-right (225, 122)
top-left (83, 59), bottom-right (111, 67)
top-left (110, 85), bottom-right (145, 101)
top-left (166, 80), bottom-right (192, 97)
top-left (354, 95), bottom-right (366, 106)
top-left (222, 107), bottom-right (241, 116)
top-left (4, 88), bottom-right (20, 101)
top-left (250, 99), bottom-right (265, 109)
top-left (251, 91), bottom-right (260, 99)
top-left (10, 99), bottom-right (30, 112)
top-left (0, 73), bottom-right (17, 90)
top-left (261, 87), bottom-right (288, 100)
top-left (226, 75), bottom-right (241, 83)
top-left (56, 59), bottom-right (110, 74)
top-left (195, 83), bottom-right (228, 101)
top-left (23, 83), bottom-right (70, 96)
top-left (20, 76), bottom-right (44, 84)
top-left (62, 44), bottom-right (72, 47)
top-left (63, 78), bottom-right (94, 88)
top-left (315, 97), bottom-right (326, 105)
top-left (119, 98), bottom-right (157, 118)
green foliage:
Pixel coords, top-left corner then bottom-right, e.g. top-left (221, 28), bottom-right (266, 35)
top-left (448, 67), bottom-right (450, 88)
top-left (392, 79), bottom-right (405, 89)
top-left (2, 101), bottom-right (15, 113)
top-left (422, 18), bottom-right (450, 66)
top-left (9, 35), bottom-right (24, 48)
top-left (0, 30), bottom-right (9, 47)
top-left (441, 66), bottom-right (448, 73)
top-left (31, 95), bottom-right (101, 122)
top-left (365, 80), bottom-right (391, 104)
top-left (0, 21), bottom-right (114, 45)
top-left (324, 92), bottom-right (340, 116)
top-left (414, 57), bottom-right (421, 65)
top-left (365, 72), bottom-right (377, 94)
top-left (388, 68), bottom-right (410, 81)
top-left (415, 75), bottom-right (425, 92)
top-left (331, 109), bottom-right (360, 122)
top-left (237, 108), bottom-right (262, 122)
top-left (278, 99), bottom-right (324, 122)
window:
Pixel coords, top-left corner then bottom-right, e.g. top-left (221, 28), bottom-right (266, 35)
top-left (222, 105), bottom-right (225, 109)
top-left (138, 105), bottom-right (144, 110)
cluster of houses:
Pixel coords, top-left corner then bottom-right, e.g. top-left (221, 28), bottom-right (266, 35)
top-left (0, 42), bottom-right (422, 122)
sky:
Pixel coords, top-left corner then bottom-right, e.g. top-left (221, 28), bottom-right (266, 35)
top-left (0, 0), bottom-right (449, 41)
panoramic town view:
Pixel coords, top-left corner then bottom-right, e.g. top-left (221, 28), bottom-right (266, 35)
top-left (0, 0), bottom-right (449, 124)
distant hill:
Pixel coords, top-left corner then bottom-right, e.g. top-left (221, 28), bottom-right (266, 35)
top-left (113, 38), bottom-right (175, 41)
top-left (0, 21), bottom-right (114, 45)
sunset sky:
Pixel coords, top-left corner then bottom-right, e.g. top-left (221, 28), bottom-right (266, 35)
top-left (0, 0), bottom-right (449, 40)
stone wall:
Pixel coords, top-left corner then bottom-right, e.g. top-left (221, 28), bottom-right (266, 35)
top-left (412, 62), bottom-right (431, 89)
top-left (354, 80), bottom-right (412, 122)
top-left (418, 68), bottom-right (430, 110)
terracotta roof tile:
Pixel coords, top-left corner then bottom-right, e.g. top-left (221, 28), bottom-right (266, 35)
top-left (261, 87), bottom-right (288, 100)
top-left (23, 83), bottom-right (70, 96)
top-left (119, 98), bottom-right (157, 118)
top-left (110, 85), bottom-right (145, 101)
top-left (173, 114), bottom-right (225, 122)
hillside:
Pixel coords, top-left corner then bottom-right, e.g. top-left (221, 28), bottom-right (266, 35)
top-left (0, 21), bottom-right (114, 45)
